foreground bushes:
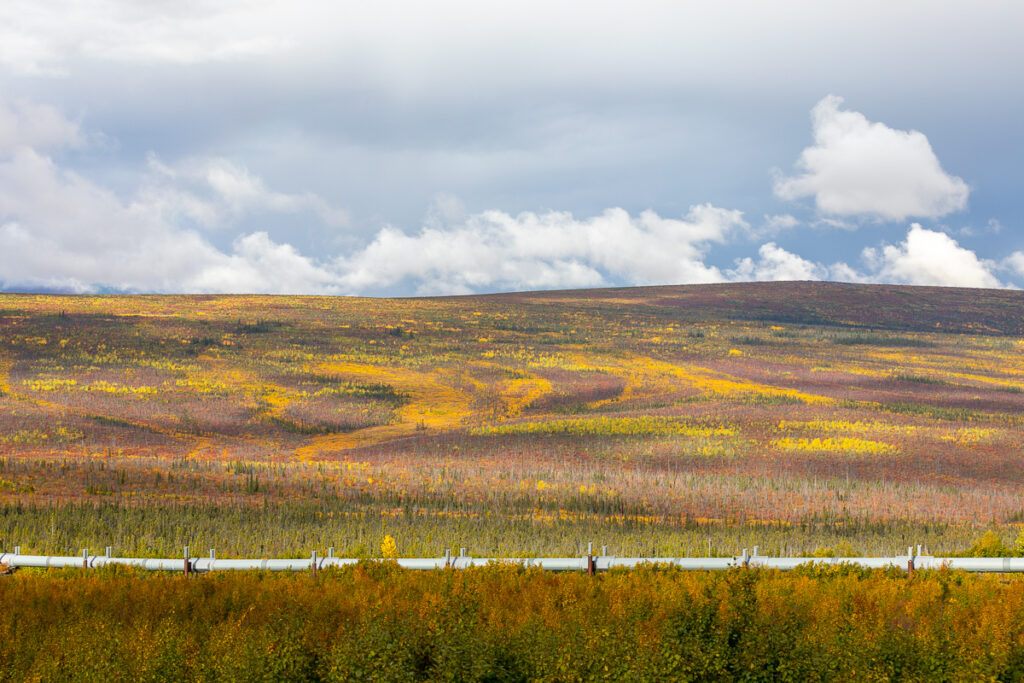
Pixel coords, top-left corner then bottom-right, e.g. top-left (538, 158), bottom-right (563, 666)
top-left (3, 563), bottom-right (1024, 681)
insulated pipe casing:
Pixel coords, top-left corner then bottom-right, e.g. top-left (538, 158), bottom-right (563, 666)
top-left (4, 552), bottom-right (1023, 574)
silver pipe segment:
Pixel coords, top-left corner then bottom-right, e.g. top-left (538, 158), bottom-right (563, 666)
top-left (748, 556), bottom-right (907, 570)
top-left (915, 557), bottom-right (1024, 572)
top-left (92, 557), bottom-right (188, 571)
top-left (397, 558), bottom-right (450, 570)
top-left (516, 557), bottom-right (588, 571)
top-left (3, 551), bottom-right (1023, 573)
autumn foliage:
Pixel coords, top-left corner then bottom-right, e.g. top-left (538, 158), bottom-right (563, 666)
top-left (4, 564), bottom-right (1024, 681)
top-left (3, 283), bottom-right (1024, 557)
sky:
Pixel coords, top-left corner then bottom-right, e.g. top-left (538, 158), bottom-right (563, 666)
top-left (1, 0), bottom-right (1023, 296)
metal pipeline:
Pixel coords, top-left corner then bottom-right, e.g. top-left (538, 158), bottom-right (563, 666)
top-left (915, 557), bottom-right (1024, 572)
top-left (3, 550), bottom-right (1022, 573)
top-left (749, 556), bottom-right (904, 570)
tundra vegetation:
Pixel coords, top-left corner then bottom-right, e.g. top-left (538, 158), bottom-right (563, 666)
top-left (3, 281), bottom-right (1024, 677)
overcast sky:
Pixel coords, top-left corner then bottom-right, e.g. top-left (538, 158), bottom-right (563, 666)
top-left (1, 1), bottom-right (1022, 295)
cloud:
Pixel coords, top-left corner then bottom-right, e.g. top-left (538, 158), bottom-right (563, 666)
top-left (746, 214), bottom-right (800, 239)
top-left (762, 214), bottom-right (799, 232)
top-left (187, 232), bottom-right (348, 294)
top-left (0, 0), bottom-right (290, 75)
top-left (142, 155), bottom-right (350, 229)
top-left (0, 99), bottom-right (83, 153)
top-left (5, 2), bottom-right (1024, 93)
top-left (336, 204), bottom-right (747, 294)
top-left (729, 242), bottom-right (827, 282)
top-left (0, 96), bottom-right (750, 296)
top-left (0, 95), bottom-right (1012, 297)
top-left (0, 97), bottom-right (750, 296)
top-left (1003, 252), bottom-right (1024, 279)
top-left (0, 147), bottom-right (345, 294)
top-left (0, 98), bottom-right (345, 294)
top-left (861, 224), bottom-right (1002, 288)
top-left (339, 217), bottom-right (1007, 294)
top-left (774, 95), bottom-right (969, 222)
top-left (959, 218), bottom-right (1003, 238)
top-left (0, 136), bottom-right (1010, 294)
top-left (731, 225), bottom-right (1007, 289)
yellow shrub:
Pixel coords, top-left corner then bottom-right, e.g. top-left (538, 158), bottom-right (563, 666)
top-left (772, 437), bottom-right (896, 456)
top-left (474, 416), bottom-right (734, 438)
top-left (380, 534), bottom-right (398, 559)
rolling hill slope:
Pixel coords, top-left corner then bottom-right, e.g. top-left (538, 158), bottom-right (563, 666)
top-left (2, 281), bottom-right (1023, 557)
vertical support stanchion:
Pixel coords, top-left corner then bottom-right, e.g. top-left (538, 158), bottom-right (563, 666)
top-left (587, 542), bottom-right (595, 576)
top-left (82, 548), bottom-right (89, 569)
top-left (13, 546), bottom-right (19, 556)
top-left (444, 548), bottom-right (451, 567)
top-left (105, 546), bottom-right (112, 560)
top-left (741, 548), bottom-right (750, 569)
top-left (601, 545), bottom-right (607, 557)
top-left (907, 546), bottom-right (915, 575)
top-left (311, 550), bottom-right (318, 578)
top-left (184, 546), bottom-right (190, 577)
top-left (328, 546), bottom-right (334, 559)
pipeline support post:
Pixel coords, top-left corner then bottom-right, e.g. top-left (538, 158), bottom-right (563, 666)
top-left (587, 542), bottom-right (595, 576)
top-left (184, 546), bottom-right (190, 577)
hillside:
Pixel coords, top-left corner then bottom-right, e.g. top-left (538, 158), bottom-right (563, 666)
top-left (488, 281), bottom-right (1024, 335)
top-left (2, 281), bottom-right (1023, 557)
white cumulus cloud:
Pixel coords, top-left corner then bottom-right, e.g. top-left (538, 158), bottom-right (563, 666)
top-left (774, 95), bottom-right (969, 222)
top-left (336, 205), bottom-right (747, 295)
top-left (730, 226), bottom-right (1008, 289)
top-left (187, 232), bottom-right (348, 294)
top-left (729, 242), bottom-right (828, 282)
top-left (862, 224), bottom-right (1002, 288)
